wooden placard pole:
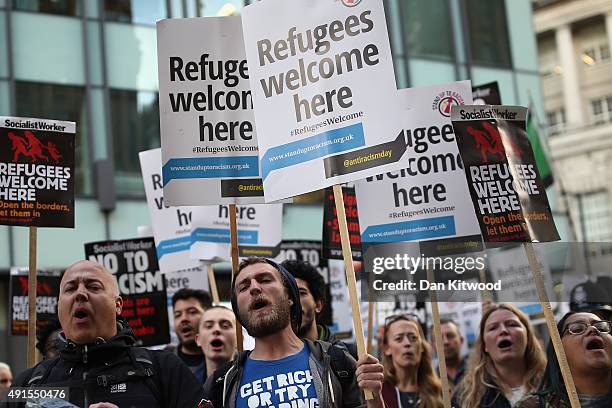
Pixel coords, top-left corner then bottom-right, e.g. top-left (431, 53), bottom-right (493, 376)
top-left (478, 264), bottom-right (491, 303)
top-left (27, 226), bottom-right (38, 368)
top-left (524, 242), bottom-right (580, 408)
top-left (367, 298), bottom-right (374, 355)
top-left (207, 264), bottom-right (220, 305)
top-left (229, 204), bottom-right (244, 352)
top-left (367, 264), bottom-right (375, 354)
top-left (426, 267), bottom-right (452, 408)
top-left (332, 185), bottom-right (373, 401)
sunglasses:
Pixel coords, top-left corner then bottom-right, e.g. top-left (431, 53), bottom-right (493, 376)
top-left (0, 379), bottom-right (11, 384)
top-left (384, 313), bottom-right (421, 328)
top-left (562, 320), bottom-right (612, 336)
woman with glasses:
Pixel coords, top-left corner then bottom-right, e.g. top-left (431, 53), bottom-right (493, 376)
top-left (453, 303), bottom-right (546, 408)
top-left (515, 311), bottom-right (612, 407)
top-left (381, 314), bottom-right (444, 408)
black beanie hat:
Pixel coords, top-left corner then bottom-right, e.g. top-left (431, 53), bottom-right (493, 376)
top-left (230, 258), bottom-right (302, 334)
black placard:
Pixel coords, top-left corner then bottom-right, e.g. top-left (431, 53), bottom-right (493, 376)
top-left (10, 268), bottom-right (62, 336)
top-left (84, 237), bottom-right (170, 346)
top-left (0, 117), bottom-right (75, 227)
top-left (322, 186), bottom-right (362, 261)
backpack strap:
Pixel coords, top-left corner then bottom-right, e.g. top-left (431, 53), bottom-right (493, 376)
top-left (326, 343), bottom-right (356, 390)
top-left (27, 357), bottom-right (61, 386)
top-left (126, 348), bottom-right (165, 407)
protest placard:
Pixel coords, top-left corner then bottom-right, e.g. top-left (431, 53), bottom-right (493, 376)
top-left (356, 81), bottom-right (481, 250)
top-left (0, 116), bottom-right (75, 228)
top-left (1, 116), bottom-right (76, 366)
top-left (322, 186), bottom-right (362, 261)
top-left (242, 0), bottom-right (406, 202)
top-left (452, 105), bottom-right (578, 408)
top-left (157, 17), bottom-right (266, 206)
top-left (85, 237), bottom-right (171, 347)
top-left (139, 148), bottom-right (206, 272)
top-left (139, 148), bottom-right (210, 342)
top-left (10, 267), bottom-right (62, 336)
top-left (451, 105), bottom-right (559, 243)
top-left (190, 203), bottom-right (283, 261)
top-left (488, 244), bottom-right (554, 304)
top-left (327, 259), bottom-right (354, 340)
top-left (472, 82), bottom-right (501, 105)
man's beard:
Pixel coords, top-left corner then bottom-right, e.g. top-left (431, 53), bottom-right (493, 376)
top-left (239, 295), bottom-right (292, 338)
top-left (444, 348), bottom-right (460, 363)
top-left (179, 337), bottom-right (200, 352)
top-left (297, 308), bottom-right (316, 338)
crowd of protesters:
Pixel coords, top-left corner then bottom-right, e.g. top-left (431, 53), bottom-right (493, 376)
top-left (3, 257), bottom-right (611, 407)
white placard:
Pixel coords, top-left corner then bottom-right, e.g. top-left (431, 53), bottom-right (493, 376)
top-left (139, 148), bottom-right (210, 345)
top-left (157, 16), bottom-right (265, 205)
top-left (190, 202), bottom-right (283, 262)
top-left (139, 148), bottom-right (204, 272)
top-left (355, 81), bottom-right (481, 244)
top-left (488, 244), bottom-right (553, 304)
top-left (328, 259), bottom-right (354, 338)
top-left (242, 0), bottom-right (406, 202)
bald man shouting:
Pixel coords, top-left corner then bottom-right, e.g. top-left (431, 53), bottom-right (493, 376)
top-left (8, 261), bottom-right (206, 408)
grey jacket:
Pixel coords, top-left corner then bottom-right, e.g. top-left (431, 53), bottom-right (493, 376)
top-left (203, 339), bottom-right (365, 408)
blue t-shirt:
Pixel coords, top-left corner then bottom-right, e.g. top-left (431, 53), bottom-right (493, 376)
top-left (237, 345), bottom-right (319, 408)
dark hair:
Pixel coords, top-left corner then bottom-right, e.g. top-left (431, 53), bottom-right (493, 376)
top-left (440, 318), bottom-right (460, 328)
top-left (438, 318), bottom-right (462, 341)
top-left (232, 257), bottom-right (302, 333)
top-left (172, 288), bottom-right (213, 310)
top-left (36, 318), bottom-right (63, 356)
top-left (537, 311), bottom-right (577, 404)
top-left (281, 260), bottom-right (326, 304)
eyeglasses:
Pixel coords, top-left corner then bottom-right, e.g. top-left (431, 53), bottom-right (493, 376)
top-left (384, 313), bottom-right (420, 328)
top-left (0, 379), bottom-right (11, 384)
top-left (562, 320), bottom-right (612, 336)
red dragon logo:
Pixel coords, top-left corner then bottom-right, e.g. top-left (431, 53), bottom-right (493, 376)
top-left (7, 130), bottom-right (62, 163)
top-left (467, 122), bottom-right (523, 163)
top-left (17, 276), bottom-right (54, 296)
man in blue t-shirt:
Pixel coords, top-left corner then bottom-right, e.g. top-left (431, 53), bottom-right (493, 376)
top-left (203, 257), bottom-right (385, 408)
top-left (238, 346), bottom-right (317, 407)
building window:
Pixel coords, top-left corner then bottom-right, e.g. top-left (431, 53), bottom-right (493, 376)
top-left (402, 0), bottom-right (454, 60)
top-left (581, 44), bottom-right (611, 66)
top-left (15, 81), bottom-right (90, 195)
top-left (465, 0), bottom-right (512, 67)
top-left (546, 109), bottom-right (565, 135)
top-left (110, 89), bottom-right (159, 196)
top-left (590, 96), bottom-right (612, 125)
top-left (104, 0), bottom-right (166, 25)
top-left (13, 0), bottom-right (80, 16)
top-left (581, 192), bottom-right (612, 241)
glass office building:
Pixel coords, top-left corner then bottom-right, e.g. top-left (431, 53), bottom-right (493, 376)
top-left (0, 0), bottom-right (547, 367)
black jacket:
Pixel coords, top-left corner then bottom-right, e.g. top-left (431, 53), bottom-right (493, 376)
top-left (451, 382), bottom-right (512, 408)
top-left (318, 324), bottom-right (358, 360)
top-left (202, 339), bottom-right (364, 408)
top-left (9, 321), bottom-right (205, 408)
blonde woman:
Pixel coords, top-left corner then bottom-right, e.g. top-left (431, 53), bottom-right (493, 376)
top-left (381, 314), bottom-right (443, 408)
top-left (452, 303), bottom-right (546, 408)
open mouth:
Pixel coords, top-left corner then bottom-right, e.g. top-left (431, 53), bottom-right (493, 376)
top-left (586, 338), bottom-right (605, 351)
top-left (73, 308), bottom-right (90, 321)
top-left (497, 339), bottom-right (513, 349)
top-left (210, 339), bottom-right (224, 349)
top-left (250, 298), bottom-right (270, 311)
